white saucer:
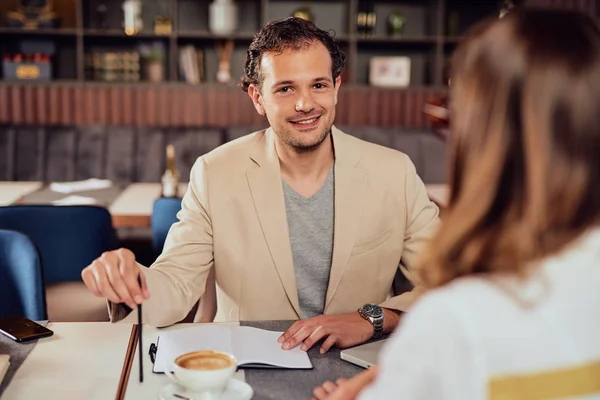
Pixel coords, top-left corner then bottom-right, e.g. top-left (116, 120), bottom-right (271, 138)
top-left (159, 379), bottom-right (253, 400)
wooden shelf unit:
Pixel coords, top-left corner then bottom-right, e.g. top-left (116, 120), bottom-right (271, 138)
top-left (0, 0), bottom-right (595, 127)
top-left (0, 0), bottom-right (515, 86)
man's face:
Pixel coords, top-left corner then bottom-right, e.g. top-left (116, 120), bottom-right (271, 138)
top-left (248, 42), bottom-right (341, 152)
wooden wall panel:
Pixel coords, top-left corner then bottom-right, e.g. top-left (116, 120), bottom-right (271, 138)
top-left (48, 86), bottom-right (60, 125)
top-left (0, 83), bottom-right (447, 129)
top-left (0, 86), bottom-right (8, 123)
top-left (60, 86), bottom-right (71, 126)
top-left (9, 87), bottom-right (22, 124)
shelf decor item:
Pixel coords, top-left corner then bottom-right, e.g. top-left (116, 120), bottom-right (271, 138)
top-left (369, 56), bottom-right (411, 88)
top-left (154, 16), bottom-right (172, 35)
top-left (179, 45), bottom-right (203, 84)
top-left (5, 0), bottom-right (60, 29)
top-left (209, 0), bottom-right (238, 35)
top-left (3, 53), bottom-right (52, 81)
top-left (292, 6), bottom-right (313, 22)
top-left (357, 0), bottom-right (376, 38)
top-left (140, 42), bottom-right (165, 83)
top-left (387, 11), bottom-right (406, 37)
top-left (365, 4), bottom-right (376, 38)
top-left (356, 2), bottom-right (367, 37)
top-left (94, 2), bottom-right (108, 29)
top-left (161, 145), bottom-right (179, 198)
top-left (142, 53), bottom-right (164, 83)
top-left (215, 40), bottom-right (234, 83)
top-left (123, 0), bottom-right (143, 36)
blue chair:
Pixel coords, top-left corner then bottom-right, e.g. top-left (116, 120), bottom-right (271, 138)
top-left (0, 205), bottom-right (118, 284)
top-left (151, 196), bottom-right (216, 323)
top-left (0, 229), bottom-right (47, 320)
top-left (151, 197), bottom-right (182, 255)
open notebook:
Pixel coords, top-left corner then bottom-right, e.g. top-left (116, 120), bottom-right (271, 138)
top-left (152, 325), bottom-right (313, 373)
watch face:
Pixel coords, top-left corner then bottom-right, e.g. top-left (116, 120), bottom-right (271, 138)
top-left (362, 304), bottom-right (383, 318)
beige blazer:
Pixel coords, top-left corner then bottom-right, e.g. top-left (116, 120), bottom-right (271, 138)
top-left (111, 126), bottom-right (440, 327)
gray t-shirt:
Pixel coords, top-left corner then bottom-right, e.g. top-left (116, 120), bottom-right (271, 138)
top-left (282, 167), bottom-right (335, 319)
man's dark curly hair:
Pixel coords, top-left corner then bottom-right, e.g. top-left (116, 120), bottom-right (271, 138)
top-left (239, 17), bottom-right (346, 92)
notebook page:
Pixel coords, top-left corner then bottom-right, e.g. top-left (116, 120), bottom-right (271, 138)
top-left (153, 325), bottom-right (232, 373)
top-left (231, 326), bottom-right (312, 369)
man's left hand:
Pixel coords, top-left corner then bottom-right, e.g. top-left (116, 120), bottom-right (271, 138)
top-left (278, 312), bottom-right (373, 354)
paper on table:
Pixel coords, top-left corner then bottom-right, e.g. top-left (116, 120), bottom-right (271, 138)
top-left (153, 325), bottom-right (312, 373)
top-left (49, 178), bottom-right (112, 194)
top-left (231, 326), bottom-right (312, 369)
top-left (51, 195), bottom-right (99, 206)
top-left (0, 355), bottom-right (9, 385)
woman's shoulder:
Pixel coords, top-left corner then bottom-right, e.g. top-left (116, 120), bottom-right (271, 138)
top-left (412, 276), bottom-right (499, 312)
top-left (396, 276), bottom-right (505, 338)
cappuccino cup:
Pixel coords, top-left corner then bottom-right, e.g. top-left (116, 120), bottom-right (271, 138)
top-left (165, 350), bottom-right (237, 399)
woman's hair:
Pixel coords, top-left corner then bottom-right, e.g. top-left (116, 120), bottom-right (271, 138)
top-left (420, 9), bottom-right (600, 287)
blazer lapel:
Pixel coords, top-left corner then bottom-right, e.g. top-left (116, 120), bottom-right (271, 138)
top-left (324, 127), bottom-right (367, 311)
top-left (246, 129), bottom-right (301, 318)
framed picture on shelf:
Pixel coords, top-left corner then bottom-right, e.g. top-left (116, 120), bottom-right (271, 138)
top-left (369, 56), bottom-right (411, 88)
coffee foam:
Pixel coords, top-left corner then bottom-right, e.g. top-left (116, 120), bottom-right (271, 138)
top-left (176, 351), bottom-right (235, 371)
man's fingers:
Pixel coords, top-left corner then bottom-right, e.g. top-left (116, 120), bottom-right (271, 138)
top-left (320, 334), bottom-right (338, 354)
top-left (81, 268), bottom-right (100, 296)
top-left (116, 249), bottom-right (143, 304)
top-left (278, 320), bottom-right (303, 344)
top-left (81, 249), bottom-right (148, 308)
top-left (102, 257), bottom-right (136, 309)
top-left (301, 325), bottom-right (327, 351)
top-left (282, 325), bottom-right (312, 350)
top-left (91, 262), bottom-right (122, 304)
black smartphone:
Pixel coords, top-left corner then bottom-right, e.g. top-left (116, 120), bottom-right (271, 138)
top-left (0, 316), bottom-right (54, 343)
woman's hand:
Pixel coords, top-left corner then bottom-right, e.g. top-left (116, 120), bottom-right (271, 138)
top-left (311, 366), bottom-right (379, 400)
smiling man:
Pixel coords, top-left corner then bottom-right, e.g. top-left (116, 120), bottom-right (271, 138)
top-left (81, 17), bottom-right (440, 354)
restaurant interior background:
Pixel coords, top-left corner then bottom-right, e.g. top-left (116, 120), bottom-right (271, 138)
top-left (0, 0), bottom-right (596, 322)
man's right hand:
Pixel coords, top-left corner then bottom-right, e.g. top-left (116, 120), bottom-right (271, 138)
top-left (81, 248), bottom-right (150, 309)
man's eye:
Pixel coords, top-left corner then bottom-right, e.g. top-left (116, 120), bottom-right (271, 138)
top-left (314, 83), bottom-right (325, 89)
top-left (279, 87), bottom-right (291, 93)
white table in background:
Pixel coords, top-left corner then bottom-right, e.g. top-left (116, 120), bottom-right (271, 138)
top-left (109, 183), bottom-right (188, 228)
top-left (0, 181), bottom-right (42, 206)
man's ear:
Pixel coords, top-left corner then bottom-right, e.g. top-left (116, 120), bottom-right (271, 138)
top-left (333, 76), bottom-right (342, 106)
top-left (248, 84), bottom-right (266, 116)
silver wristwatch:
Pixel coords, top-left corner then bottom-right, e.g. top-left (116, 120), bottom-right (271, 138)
top-left (358, 304), bottom-right (384, 339)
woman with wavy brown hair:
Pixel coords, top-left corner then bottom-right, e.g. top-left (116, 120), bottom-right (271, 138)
top-left (313, 8), bottom-right (600, 400)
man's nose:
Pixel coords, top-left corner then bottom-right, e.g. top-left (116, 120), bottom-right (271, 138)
top-left (295, 90), bottom-right (315, 113)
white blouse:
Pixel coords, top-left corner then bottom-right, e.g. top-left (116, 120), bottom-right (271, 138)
top-left (359, 229), bottom-right (600, 400)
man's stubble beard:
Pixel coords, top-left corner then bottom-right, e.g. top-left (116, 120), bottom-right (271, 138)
top-left (268, 111), bottom-right (335, 154)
